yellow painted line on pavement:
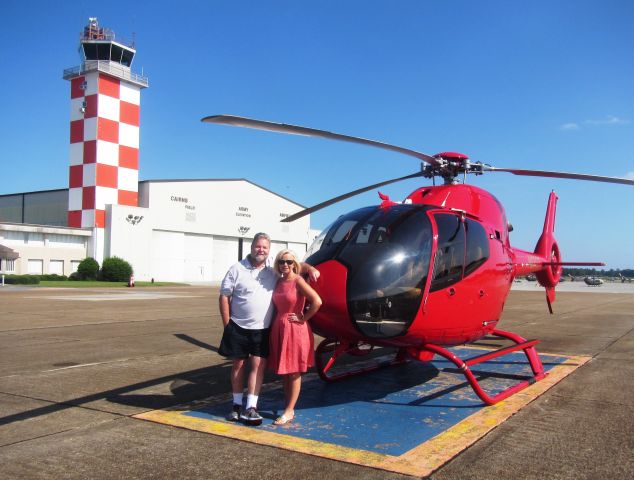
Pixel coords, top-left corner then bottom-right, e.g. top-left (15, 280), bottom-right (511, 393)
top-left (135, 409), bottom-right (399, 471)
top-left (397, 354), bottom-right (591, 473)
top-left (134, 354), bottom-right (590, 477)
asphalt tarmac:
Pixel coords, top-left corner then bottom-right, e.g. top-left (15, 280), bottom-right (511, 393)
top-left (1, 284), bottom-right (633, 479)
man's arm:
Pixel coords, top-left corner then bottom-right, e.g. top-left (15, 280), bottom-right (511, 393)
top-left (218, 265), bottom-right (236, 327)
top-left (219, 294), bottom-right (231, 327)
top-left (299, 262), bottom-right (320, 282)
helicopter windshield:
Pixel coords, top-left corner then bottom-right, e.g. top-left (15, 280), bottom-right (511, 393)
top-left (329, 204), bottom-right (433, 338)
top-left (304, 206), bottom-right (376, 265)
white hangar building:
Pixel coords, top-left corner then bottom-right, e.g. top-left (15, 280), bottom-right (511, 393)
top-left (109, 178), bottom-right (312, 282)
top-left (0, 179), bottom-right (313, 283)
top-left (0, 19), bottom-right (315, 283)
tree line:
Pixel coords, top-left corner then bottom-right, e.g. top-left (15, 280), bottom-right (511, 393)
top-left (562, 268), bottom-right (634, 278)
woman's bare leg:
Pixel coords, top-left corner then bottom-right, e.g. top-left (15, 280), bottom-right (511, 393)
top-left (282, 373), bottom-right (301, 417)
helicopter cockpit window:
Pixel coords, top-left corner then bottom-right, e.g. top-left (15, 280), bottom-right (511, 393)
top-left (304, 206), bottom-right (376, 264)
top-left (339, 204), bottom-right (433, 338)
top-left (464, 219), bottom-right (490, 277)
top-left (430, 214), bottom-right (466, 292)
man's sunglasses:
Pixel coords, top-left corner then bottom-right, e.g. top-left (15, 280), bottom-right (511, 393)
top-left (277, 259), bottom-right (294, 266)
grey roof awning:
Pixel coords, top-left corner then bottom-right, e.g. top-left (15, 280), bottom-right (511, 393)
top-left (0, 244), bottom-right (19, 260)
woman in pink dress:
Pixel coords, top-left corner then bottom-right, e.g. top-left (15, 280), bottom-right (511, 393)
top-left (268, 249), bottom-right (322, 425)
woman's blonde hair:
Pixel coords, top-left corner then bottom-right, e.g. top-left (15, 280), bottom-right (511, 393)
top-left (274, 249), bottom-right (300, 275)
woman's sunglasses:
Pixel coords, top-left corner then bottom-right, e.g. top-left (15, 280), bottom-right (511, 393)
top-left (277, 259), bottom-right (294, 266)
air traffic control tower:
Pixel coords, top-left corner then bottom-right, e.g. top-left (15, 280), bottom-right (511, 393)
top-left (63, 18), bottom-right (148, 261)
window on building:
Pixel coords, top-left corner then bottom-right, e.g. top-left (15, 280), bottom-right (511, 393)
top-left (48, 234), bottom-right (85, 248)
top-left (3, 259), bottom-right (16, 272)
top-left (49, 260), bottom-right (64, 275)
top-left (26, 233), bottom-right (44, 246)
top-left (71, 260), bottom-right (81, 273)
top-left (27, 259), bottom-right (43, 275)
top-left (2, 231), bottom-right (26, 245)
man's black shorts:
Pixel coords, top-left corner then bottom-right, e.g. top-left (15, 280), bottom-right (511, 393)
top-left (218, 320), bottom-right (270, 359)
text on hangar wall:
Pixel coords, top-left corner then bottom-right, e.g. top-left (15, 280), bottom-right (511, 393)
top-left (170, 196), bottom-right (195, 210)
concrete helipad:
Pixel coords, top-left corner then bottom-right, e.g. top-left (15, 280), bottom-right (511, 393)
top-left (136, 347), bottom-right (588, 476)
top-left (1, 285), bottom-right (633, 479)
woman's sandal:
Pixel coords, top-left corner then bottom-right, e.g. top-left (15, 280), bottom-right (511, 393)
top-left (273, 413), bottom-right (295, 425)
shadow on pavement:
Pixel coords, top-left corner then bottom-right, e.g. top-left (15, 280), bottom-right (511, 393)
top-left (0, 334), bottom-right (229, 426)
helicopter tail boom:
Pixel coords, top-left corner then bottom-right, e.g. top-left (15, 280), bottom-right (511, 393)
top-left (512, 192), bottom-right (605, 312)
top-left (513, 192), bottom-right (605, 276)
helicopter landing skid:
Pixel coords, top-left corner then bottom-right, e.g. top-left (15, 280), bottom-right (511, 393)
top-left (314, 338), bottom-right (408, 382)
top-left (420, 329), bottom-right (547, 405)
top-left (314, 330), bottom-right (546, 405)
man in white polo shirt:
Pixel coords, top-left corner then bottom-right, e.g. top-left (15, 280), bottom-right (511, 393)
top-left (218, 232), bottom-right (319, 425)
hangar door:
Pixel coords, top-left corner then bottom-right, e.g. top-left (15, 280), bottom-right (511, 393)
top-left (288, 242), bottom-right (307, 260)
top-left (152, 231), bottom-right (216, 282)
top-left (237, 240), bottom-right (305, 264)
top-left (212, 236), bottom-right (240, 281)
top-left (269, 241), bottom-right (287, 264)
top-left (184, 233), bottom-right (214, 282)
top-left (151, 230), bottom-right (185, 282)
top-left (268, 241), bottom-right (306, 262)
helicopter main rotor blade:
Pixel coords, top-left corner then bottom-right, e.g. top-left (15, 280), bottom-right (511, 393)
top-left (202, 115), bottom-right (440, 166)
top-left (484, 166), bottom-right (634, 186)
top-left (282, 171), bottom-right (425, 223)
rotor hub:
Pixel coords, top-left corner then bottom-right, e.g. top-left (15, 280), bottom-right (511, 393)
top-left (425, 152), bottom-right (477, 184)
top-left (434, 152), bottom-right (469, 162)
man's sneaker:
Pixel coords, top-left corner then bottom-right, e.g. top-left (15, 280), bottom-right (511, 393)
top-left (227, 404), bottom-right (241, 422)
top-left (240, 407), bottom-right (263, 426)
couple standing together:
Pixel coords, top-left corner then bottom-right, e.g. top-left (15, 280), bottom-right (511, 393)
top-left (218, 232), bottom-right (322, 426)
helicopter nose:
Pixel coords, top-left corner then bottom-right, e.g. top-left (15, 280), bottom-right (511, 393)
top-left (308, 260), bottom-right (347, 309)
top-left (305, 260), bottom-right (359, 338)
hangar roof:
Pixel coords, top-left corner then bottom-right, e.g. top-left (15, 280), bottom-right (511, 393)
top-left (0, 179), bottom-right (306, 209)
top-left (139, 178), bottom-right (306, 208)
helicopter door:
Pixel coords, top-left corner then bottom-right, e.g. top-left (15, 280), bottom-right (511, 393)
top-left (423, 213), bottom-right (493, 344)
top-left (430, 214), bottom-right (466, 293)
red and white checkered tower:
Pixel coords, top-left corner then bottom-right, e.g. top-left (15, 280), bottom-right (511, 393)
top-left (63, 18), bottom-right (148, 260)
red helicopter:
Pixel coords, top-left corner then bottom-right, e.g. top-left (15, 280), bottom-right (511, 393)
top-left (203, 115), bottom-right (634, 405)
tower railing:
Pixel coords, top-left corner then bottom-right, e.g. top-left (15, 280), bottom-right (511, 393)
top-left (63, 60), bottom-right (149, 87)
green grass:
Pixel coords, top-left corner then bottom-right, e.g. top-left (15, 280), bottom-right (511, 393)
top-left (38, 280), bottom-right (187, 288)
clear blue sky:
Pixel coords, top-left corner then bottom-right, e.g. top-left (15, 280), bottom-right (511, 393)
top-left (2, 1), bottom-right (633, 268)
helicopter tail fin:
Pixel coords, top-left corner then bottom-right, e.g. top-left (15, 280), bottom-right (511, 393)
top-left (534, 192), bottom-right (562, 286)
top-left (533, 192), bottom-right (562, 312)
top-left (513, 192), bottom-right (605, 312)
